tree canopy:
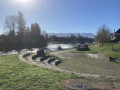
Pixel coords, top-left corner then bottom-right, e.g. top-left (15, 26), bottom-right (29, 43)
top-left (95, 24), bottom-right (111, 46)
top-left (0, 11), bottom-right (48, 51)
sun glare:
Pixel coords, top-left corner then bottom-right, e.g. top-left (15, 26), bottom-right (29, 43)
top-left (16, 0), bottom-right (31, 4)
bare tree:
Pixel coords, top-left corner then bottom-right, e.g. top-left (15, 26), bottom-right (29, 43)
top-left (4, 15), bottom-right (17, 50)
top-left (95, 24), bottom-right (111, 46)
top-left (4, 15), bottom-right (17, 33)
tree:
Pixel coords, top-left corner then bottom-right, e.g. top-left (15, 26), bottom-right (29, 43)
top-left (70, 34), bottom-right (77, 46)
top-left (17, 11), bottom-right (26, 50)
top-left (4, 15), bottom-right (17, 32)
top-left (42, 30), bottom-right (48, 41)
top-left (31, 23), bottom-right (41, 48)
top-left (31, 23), bottom-right (41, 38)
top-left (17, 11), bottom-right (26, 36)
top-left (78, 34), bottom-right (83, 39)
top-left (7, 30), bottom-right (16, 50)
top-left (31, 23), bottom-right (48, 48)
top-left (2, 12), bottom-right (48, 52)
top-left (24, 27), bottom-right (32, 49)
top-left (4, 15), bottom-right (17, 50)
top-left (95, 24), bottom-right (111, 46)
top-left (0, 34), bottom-right (8, 51)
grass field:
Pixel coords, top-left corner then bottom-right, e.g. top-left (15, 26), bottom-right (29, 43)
top-left (72, 43), bottom-right (120, 58)
top-left (59, 57), bottom-right (120, 78)
top-left (58, 43), bottom-right (120, 77)
top-left (47, 44), bottom-right (120, 89)
top-left (0, 54), bottom-right (82, 90)
top-left (90, 43), bottom-right (120, 58)
top-left (49, 49), bottom-right (120, 78)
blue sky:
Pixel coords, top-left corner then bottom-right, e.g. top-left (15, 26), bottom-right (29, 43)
top-left (0, 0), bottom-right (120, 34)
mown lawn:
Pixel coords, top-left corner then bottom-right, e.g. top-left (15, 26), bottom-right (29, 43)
top-left (0, 54), bottom-right (81, 90)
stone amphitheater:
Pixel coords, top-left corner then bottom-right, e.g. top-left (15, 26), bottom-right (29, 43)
top-left (18, 52), bottom-right (62, 71)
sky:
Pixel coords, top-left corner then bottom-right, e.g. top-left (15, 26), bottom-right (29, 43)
top-left (0, 0), bottom-right (120, 35)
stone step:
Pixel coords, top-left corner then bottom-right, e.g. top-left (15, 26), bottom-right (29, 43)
top-left (19, 54), bottom-right (29, 63)
top-left (43, 57), bottom-right (54, 66)
top-left (26, 54), bottom-right (37, 64)
top-left (51, 60), bottom-right (60, 67)
top-left (34, 56), bottom-right (54, 68)
top-left (48, 58), bottom-right (55, 64)
top-left (35, 57), bottom-right (46, 67)
top-left (22, 53), bottom-right (61, 68)
top-left (40, 55), bottom-right (50, 62)
top-left (23, 53), bottom-right (30, 58)
top-left (55, 60), bottom-right (61, 66)
top-left (32, 54), bottom-right (38, 60)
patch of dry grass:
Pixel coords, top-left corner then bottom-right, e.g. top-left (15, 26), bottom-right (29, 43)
top-left (59, 57), bottom-right (120, 78)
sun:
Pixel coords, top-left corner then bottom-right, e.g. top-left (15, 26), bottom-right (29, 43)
top-left (16, 0), bottom-right (30, 4)
top-left (13, 0), bottom-right (36, 7)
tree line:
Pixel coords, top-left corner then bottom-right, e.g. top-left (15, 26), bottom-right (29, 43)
top-left (0, 11), bottom-right (48, 51)
top-left (48, 34), bottom-right (94, 45)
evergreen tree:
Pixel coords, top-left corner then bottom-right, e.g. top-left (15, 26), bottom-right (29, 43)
top-left (17, 11), bottom-right (26, 50)
top-left (24, 27), bottom-right (31, 49)
top-left (31, 23), bottom-right (41, 48)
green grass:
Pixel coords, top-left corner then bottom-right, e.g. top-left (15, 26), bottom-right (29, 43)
top-left (104, 77), bottom-right (120, 82)
top-left (0, 54), bottom-right (83, 90)
top-left (71, 43), bottom-right (120, 59)
top-left (90, 43), bottom-right (120, 58)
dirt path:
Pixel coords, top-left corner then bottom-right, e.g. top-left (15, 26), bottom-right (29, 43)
top-left (50, 49), bottom-right (86, 58)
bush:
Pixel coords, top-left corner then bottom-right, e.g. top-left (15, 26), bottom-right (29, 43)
top-left (57, 46), bottom-right (63, 50)
top-left (76, 44), bottom-right (90, 51)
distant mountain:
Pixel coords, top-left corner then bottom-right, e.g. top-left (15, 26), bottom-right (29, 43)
top-left (49, 33), bottom-right (95, 38)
